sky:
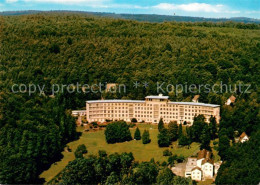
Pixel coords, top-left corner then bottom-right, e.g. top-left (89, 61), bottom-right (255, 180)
top-left (0, 0), bottom-right (259, 19)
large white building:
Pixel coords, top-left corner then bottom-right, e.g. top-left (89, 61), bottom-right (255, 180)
top-left (86, 94), bottom-right (220, 124)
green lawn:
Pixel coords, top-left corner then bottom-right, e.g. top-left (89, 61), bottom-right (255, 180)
top-left (40, 124), bottom-right (204, 183)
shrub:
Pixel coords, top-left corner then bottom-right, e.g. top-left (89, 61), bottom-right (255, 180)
top-left (176, 155), bottom-right (185, 163)
top-left (92, 122), bottom-right (98, 127)
top-left (131, 118), bottom-right (137, 123)
top-left (74, 144), bottom-right (87, 158)
top-left (168, 155), bottom-right (177, 166)
top-left (49, 43), bottom-right (60, 54)
top-left (161, 161), bottom-right (167, 167)
top-left (128, 123), bottom-right (136, 128)
top-left (67, 37), bottom-right (72, 45)
top-left (105, 121), bottom-right (132, 144)
top-left (98, 150), bottom-right (107, 158)
top-left (163, 149), bottom-right (172, 156)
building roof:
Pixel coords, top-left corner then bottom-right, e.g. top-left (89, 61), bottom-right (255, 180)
top-left (202, 158), bottom-right (214, 165)
top-left (72, 110), bottom-right (86, 112)
top-left (86, 100), bottom-right (145, 103)
top-left (192, 167), bottom-right (202, 171)
top-left (86, 99), bottom-right (220, 107)
top-left (239, 132), bottom-right (248, 140)
top-left (192, 95), bottom-right (200, 101)
top-left (197, 149), bottom-right (212, 160)
top-left (145, 94), bottom-right (169, 99)
top-left (228, 95), bottom-right (236, 102)
top-left (169, 102), bottom-right (219, 108)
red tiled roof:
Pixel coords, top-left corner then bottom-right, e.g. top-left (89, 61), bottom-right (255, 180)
top-left (197, 149), bottom-right (212, 160)
top-left (229, 95), bottom-right (236, 102)
top-left (239, 132), bottom-right (248, 140)
top-left (192, 167), bottom-right (202, 171)
top-left (202, 158), bottom-right (214, 165)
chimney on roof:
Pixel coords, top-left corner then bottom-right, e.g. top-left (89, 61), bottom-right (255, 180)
top-left (159, 94), bottom-right (163, 97)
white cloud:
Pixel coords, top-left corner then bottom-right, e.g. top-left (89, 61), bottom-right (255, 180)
top-left (153, 3), bottom-right (225, 13)
top-left (245, 10), bottom-right (260, 14)
top-left (6, 0), bottom-right (18, 3)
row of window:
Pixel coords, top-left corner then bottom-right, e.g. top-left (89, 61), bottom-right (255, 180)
top-left (90, 103), bottom-right (214, 109)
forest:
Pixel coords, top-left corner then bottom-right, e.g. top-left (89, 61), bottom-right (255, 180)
top-left (0, 13), bottom-right (259, 184)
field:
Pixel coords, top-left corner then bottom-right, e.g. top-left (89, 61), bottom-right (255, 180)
top-left (40, 124), bottom-right (200, 182)
top-left (40, 124), bottom-right (220, 183)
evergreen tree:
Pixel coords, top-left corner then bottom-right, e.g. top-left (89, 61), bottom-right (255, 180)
top-left (74, 144), bottom-right (88, 158)
top-left (178, 123), bottom-right (183, 138)
top-left (168, 121), bottom-right (178, 141)
top-left (158, 118), bottom-right (164, 132)
top-left (156, 168), bottom-right (175, 184)
top-left (178, 135), bottom-right (190, 146)
top-left (218, 134), bottom-right (230, 160)
top-left (209, 116), bottom-right (217, 139)
top-left (158, 128), bottom-right (170, 147)
top-left (191, 114), bottom-right (206, 141)
top-left (142, 130), bottom-right (151, 144)
top-left (134, 127), bottom-right (141, 140)
top-left (133, 162), bottom-right (159, 184)
top-left (200, 126), bottom-right (211, 150)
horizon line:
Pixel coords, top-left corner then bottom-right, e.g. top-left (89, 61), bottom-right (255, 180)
top-left (1, 9), bottom-right (260, 21)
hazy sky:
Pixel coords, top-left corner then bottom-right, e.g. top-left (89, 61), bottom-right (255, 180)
top-left (0, 0), bottom-right (259, 18)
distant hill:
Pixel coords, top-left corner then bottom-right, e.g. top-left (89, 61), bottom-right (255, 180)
top-left (1, 10), bottom-right (260, 24)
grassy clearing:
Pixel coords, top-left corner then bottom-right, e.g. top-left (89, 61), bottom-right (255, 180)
top-left (40, 124), bottom-right (219, 183)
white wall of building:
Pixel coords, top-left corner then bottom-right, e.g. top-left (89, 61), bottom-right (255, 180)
top-left (201, 163), bottom-right (214, 178)
top-left (86, 95), bottom-right (220, 124)
top-left (191, 169), bottom-right (202, 181)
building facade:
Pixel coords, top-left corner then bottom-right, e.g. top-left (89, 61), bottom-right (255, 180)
top-left (191, 167), bottom-right (202, 181)
top-left (86, 94), bottom-right (220, 124)
top-left (185, 149), bottom-right (219, 181)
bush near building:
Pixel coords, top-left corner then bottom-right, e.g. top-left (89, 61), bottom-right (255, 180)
top-left (105, 121), bottom-right (132, 144)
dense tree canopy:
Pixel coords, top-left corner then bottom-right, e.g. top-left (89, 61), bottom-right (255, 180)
top-left (0, 13), bottom-right (259, 184)
top-left (104, 121), bottom-right (132, 144)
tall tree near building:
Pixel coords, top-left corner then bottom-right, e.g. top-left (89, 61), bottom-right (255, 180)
top-left (209, 116), bottom-right (217, 139)
top-left (158, 118), bottom-right (164, 132)
top-left (158, 128), bottom-right (170, 147)
top-left (168, 121), bottom-right (179, 141)
top-left (218, 134), bottom-right (230, 160)
top-left (134, 127), bottom-right (141, 140)
top-left (200, 125), bottom-right (211, 150)
top-left (191, 115), bottom-right (206, 141)
top-left (178, 123), bottom-right (183, 137)
top-left (142, 130), bottom-right (151, 144)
